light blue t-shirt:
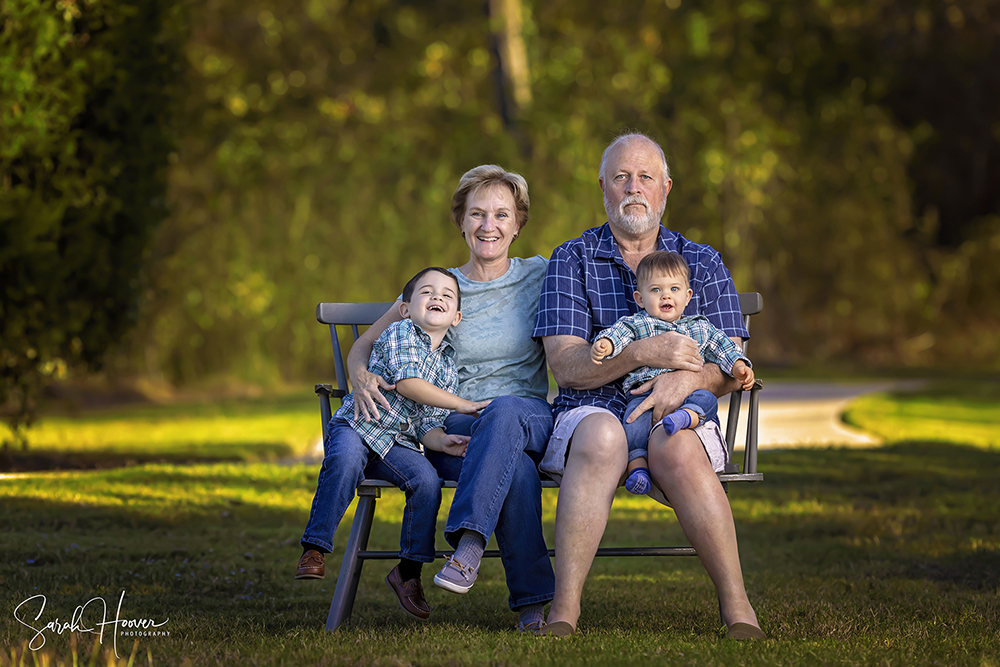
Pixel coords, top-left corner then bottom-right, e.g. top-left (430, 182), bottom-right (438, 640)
top-left (445, 256), bottom-right (549, 402)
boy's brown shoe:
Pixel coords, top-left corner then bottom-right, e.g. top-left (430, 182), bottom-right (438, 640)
top-left (295, 550), bottom-right (325, 579)
top-left (385, 565), bottom-right (430, 620)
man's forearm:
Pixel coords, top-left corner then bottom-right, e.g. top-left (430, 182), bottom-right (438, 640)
top-left (699, 363), bottom-right (741, 398)
top-left (544, 335), bottom-right (640, 390)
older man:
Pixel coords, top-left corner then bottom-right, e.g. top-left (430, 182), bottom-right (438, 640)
top-left (532, 133), bottom-right (764, 639)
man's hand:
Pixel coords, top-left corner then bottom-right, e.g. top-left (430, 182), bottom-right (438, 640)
top-left (352, 367), bottom-right (395, 421)
top-left (631, 331), bottom-right (704, 372)
top-left (590, 338), bottom-right (613, 365)
top-left (625, 363), bottom-right (733, 424)
top-left (732, 361), bottom-right (755, 391)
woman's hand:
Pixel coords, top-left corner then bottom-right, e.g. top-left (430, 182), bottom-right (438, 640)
top-left (352, 367), bottom-right (396, 421)
top-left (455, 399), bottom-right (491, 417)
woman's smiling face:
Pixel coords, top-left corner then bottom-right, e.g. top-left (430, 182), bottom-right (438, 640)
top-left (461, 184), bottom-right (519, 264)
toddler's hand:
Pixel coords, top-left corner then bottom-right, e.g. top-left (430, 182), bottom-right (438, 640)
top-left (734, 361), bottom-right (755, 391)
top-left (591, 338), bottom-right (613, 365)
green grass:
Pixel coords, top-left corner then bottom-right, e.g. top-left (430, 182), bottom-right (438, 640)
top-left (0, 392), bottom-right (322, 469)
top-left (842, 379), bottom-right (1000, 449)
top-left (2, 381), bottom-right (999, 665)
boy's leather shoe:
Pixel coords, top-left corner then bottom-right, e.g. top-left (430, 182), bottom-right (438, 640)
top-left (295, 550), bottom-right (325, 579)
top-left (385, 565), bottom-right (430, 620)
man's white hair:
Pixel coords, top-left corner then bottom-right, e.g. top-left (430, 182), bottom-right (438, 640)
top-left (598, 132), bottom-right (670, 182)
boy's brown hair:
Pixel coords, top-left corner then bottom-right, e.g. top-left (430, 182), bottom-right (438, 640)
top-left (636, 251), bottom-right (690, 287)
top-left (401, 267), bottom-right (461, 310)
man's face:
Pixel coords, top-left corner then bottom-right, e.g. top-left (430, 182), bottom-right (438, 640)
top-left (600, 139), bottom-right (672, 236)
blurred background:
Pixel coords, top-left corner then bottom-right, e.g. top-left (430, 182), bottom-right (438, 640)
top-left (3, 0), bottom-right (999, 439)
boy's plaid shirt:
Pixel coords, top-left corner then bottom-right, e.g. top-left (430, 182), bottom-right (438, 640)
top-left (335, 318), bottom-right (456, 458)
top-left (597, 311), bottom-right (751, 394)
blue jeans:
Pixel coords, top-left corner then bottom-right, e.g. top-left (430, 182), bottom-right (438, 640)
top-left (301, 418), bottom-right (463, 562)
top-left (443, 395), bottom-right (555, 610)
top-left (622, 389), bottom-right (719, 463)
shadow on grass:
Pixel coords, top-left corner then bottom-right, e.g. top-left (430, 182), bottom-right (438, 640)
top-left (0, 442), bottom-right (295, 472)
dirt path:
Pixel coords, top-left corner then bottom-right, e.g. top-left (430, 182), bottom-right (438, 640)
top-left (719, 379), bottom-right (926, 449)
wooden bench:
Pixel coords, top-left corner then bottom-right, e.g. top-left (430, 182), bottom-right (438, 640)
top-left (314, 293), bottom-right (764, 630)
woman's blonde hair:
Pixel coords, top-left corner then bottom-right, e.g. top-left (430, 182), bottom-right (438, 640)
top-left (450, 165), bottom-right (530, 232)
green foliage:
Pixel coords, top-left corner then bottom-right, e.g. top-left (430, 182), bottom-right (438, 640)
top-left (107, 0), bottom-right (1000, 391)
top-left (0, 0), bottom-right (187, 443)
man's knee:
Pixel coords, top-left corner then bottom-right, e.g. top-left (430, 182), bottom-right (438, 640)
top-left (649, 430), bottom-right (707, 474)
top-left (567, 413), bottom-right (627, 468)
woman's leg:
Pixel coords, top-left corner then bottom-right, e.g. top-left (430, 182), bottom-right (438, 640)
top-left (441, 396), bottom-right (555, 607)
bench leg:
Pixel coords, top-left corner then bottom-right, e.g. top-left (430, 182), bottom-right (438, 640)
top-left (325, 487), bottom-right (379, 631)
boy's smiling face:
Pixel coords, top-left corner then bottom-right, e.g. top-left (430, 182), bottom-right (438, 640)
top-left (399, 271), bottom-right (462, 333)
top-left (634, 270), bottom-right (693, 323)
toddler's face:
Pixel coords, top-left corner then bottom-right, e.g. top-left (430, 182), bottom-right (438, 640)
top-left (402, 272), bottom-right (461, 332)
top-left (634, 270), bottom-right (693, 323)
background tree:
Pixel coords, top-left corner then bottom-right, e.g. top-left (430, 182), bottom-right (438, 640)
top-left (6, 0), bottom-right (998, 418)
top-left (0, 0), bottom-right (186, 444)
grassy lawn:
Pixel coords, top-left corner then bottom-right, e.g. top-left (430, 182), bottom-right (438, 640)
top-left (842, 379), bottom-right (1000, 449)
top-left (0, 391), bottom-right (322, 469)
top-left (2, 381), bottom-right (999, 665)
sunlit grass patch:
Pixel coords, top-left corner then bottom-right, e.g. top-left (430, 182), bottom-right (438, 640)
top-left (1, 391), bottom-right (322, 468)
top-left (842, 379), bottom-right (1000, 449)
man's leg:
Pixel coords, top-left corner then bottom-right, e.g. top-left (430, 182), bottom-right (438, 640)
top-left (647, 429), bottom-right (760, 629)
top-left (546, 412), bottom-right (628, 629)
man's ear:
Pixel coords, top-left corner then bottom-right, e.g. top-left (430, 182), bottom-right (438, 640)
top-left (633, 290), bottom-right (645, 309)
top-left (451, 311), bottom-right (462, 327)
top-left (398, 301), bottom-right (410, 319)
top-left (663, 178), bottom-right (673, 198)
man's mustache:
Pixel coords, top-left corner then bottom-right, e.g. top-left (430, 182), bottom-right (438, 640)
top-left (620, 195), bottom-right (649, 213)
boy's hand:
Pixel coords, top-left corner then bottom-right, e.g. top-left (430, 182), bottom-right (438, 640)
top-left (438, 433), bottom-right (470, 458)
top-left (455, 399), bottom-right (491, 417)
top-left (590, 338), bottom-right (613, 365)
top-left (733, 361), bottom-right (755, 390)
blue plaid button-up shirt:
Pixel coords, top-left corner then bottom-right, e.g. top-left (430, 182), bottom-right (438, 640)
top-left (597, 311), bottom-right (751, 394)
top-left (533, 223), bottom-right (748, 418)
top-left (334, 318), bottom-right (456, 458)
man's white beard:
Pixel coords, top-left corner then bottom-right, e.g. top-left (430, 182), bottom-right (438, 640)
top-left (605, 194), bottom-right (665, 235)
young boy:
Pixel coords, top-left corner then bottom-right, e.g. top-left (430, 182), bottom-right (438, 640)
top-left (296, 267), bottom-right (490, 621)
top-left (590, 251), bottom-right (755, 495)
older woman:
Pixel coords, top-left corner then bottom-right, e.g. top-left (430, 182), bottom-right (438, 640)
top-left (347, 165), bottom-right (554, 631)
